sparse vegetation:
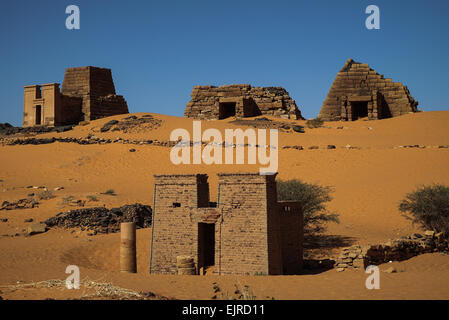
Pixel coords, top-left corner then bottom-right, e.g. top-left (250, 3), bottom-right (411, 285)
top-left (0, 278), bottom-right (170, 300)
top-left (399, 184), bottom-right (449, 237)
top-left (36, 190), bottom-right (55, 200)
top-left (211, 282), bottom-right (268, 300)
top-left (277, 179), bottom-right (339, 234)
top-left (306, 117), bottom-right (324, 128)
top-left (103, 189), bottom-right (116, 196)
top-left (87, 195), bottom-right (99, 202)
top-left (61, 195), bottom-right (75, 204)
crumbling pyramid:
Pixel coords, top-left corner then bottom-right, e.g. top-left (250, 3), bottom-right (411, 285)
top-left (184, 84), bottom-right (303, 120)
top-left (318, 59), bottom-right (418, 121)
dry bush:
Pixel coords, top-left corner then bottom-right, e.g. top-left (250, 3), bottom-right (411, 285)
top-left (277, 179), bottom-right (339, 234)
top-left (399, 184), bottom-right (449, 236)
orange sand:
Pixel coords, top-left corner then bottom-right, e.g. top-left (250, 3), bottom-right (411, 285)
top-left (1, 111), bottom-right (449, 299)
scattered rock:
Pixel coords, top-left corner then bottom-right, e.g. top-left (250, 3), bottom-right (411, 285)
top-left (99, 116), bottom-right (162, 133)
top-left (308, 146), bottom-right (319, 150)
top-left (327, 145), bottom-right (336, 149)
top-left (129, 148), bottom-right (136, 152)
top-left (435, 232), bottom-right (444, 241)
top-left (0, 124), bottom-right (73, 136)
top-left (54, 187), bottom-right (64, 191)
top-left (26, 223), bottom-right (47, 236)
top-left (384, 267), bottom-right (397, 273)
top-left (293, 126), bottom-right (305, 133)
top-left (24, 218), bottom-right (34, 223)
top-left (424, 230), bottom-right (435, 237)
top-left (336, 268), bottom-right (345, 272)
top-left (100, 120), bottom-right (119, 132)
top-left (0, 198), bottom-right (39, 210)
top-left (1, 218), bottom-right (7, 223)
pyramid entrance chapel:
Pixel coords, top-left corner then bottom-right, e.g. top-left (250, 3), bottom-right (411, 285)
top-left (23, 66), bottom-right (128, 127)
top-left (150, 173), bottom-right (304, 276)
top-left (318, 59), bottom-right (418, 121)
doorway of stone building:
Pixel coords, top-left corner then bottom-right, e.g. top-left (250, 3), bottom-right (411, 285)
top-left (35, 105), bottom-right (42, 125)
top-left (219, 102), bottom-right (236, 119)
top-left (198, 222), bottom-right (215, 275)
top-left (351, 101), bottom-right (368, 120)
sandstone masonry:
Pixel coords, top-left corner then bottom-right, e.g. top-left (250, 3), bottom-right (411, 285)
top-left (319, 59), bottom-right (418, 121)
top-left (23, 66), bottom-right (128, 127)
top-left (184, 84), bottom-right (303, 120)
top-left (149, 173), bottom-right (304, 275)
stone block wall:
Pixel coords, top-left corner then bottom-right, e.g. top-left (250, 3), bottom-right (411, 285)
top-left (23, 85), bottom-right (44, 127)
top-left (23, 66), bottom-right (128, 127)
top-left (150, 174), bottom-right (209, 274)
top-left (62, 66), bottom-right (128, 121)
top-left (149, 173), bottom-right (303, 276)
top-left (23, 84), bottom-right (66, 127)
top-left (59, 95), bottom-right (83, 126)
top-left (90, 94), bottom-right (129, 120)
top-left (216, 173), bottom-right (280, 275)
top-left (334, 232), bottom-right (449, 272)
top-left (319, 59), bottom-right (418, 121)
top-left (184, 84), bottom-right (303, 120)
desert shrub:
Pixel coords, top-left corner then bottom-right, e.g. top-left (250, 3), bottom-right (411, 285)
top-left (87, 195), bottom-right (99, 202)
top-left (277, 179), bottom-right (339, 234)
top-left (399, 184), bottom-right (449, 236)
top-left (61, 195), bottom-right (75, 204)
top-left (305, 117), bottom-right (324, 129)
top-left (36, 190), bottom-right (55, 200)
top-left (212, 283), bottom-right (262, 300)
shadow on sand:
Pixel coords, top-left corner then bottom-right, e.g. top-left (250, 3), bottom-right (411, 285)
top-left (294, 234), bottom-right (358, 275)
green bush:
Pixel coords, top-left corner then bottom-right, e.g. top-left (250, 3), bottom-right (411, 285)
top-left (277, 179), bottom-right (339, 234)
top-left (87, 195), bottom-right (99, 202)
top-left (399, 184), bottom-right (449, 235)
top-left (103, 189), bottom-right (116, 196)
top-left (305, 117), bottom-right (324, 129)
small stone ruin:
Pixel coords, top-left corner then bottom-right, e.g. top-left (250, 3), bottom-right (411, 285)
top-left (184, 84), bottom-right (303, 120)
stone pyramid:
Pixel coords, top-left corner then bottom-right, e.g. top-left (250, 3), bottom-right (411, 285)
top-left (318, 59), bottom-right (418, 121)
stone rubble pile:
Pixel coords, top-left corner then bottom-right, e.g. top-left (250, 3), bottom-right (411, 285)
top-left (44, 203), bottom-right (152, 234)
top-left (0, 123), bottom-right (73, 136)
top-left (0, 198), bottom-right (39, 210)
top-left (335, 231), bottom-right (449, 271)
top-left (100, 115), bottom-right (162, 133)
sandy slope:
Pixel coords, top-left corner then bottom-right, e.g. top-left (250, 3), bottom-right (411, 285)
top-left (0, 111), bottom-right (449, 299)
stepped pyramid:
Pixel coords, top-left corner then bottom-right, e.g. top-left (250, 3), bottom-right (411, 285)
top-left (318, 59), bottom-right (418, 121)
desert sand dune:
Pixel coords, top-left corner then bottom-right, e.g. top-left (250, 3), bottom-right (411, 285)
top-left (1, 111), bottom-right (449, 299)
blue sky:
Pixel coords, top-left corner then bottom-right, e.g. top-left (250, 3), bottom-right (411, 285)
top-left (1, 0), bottom-right (448, 126)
